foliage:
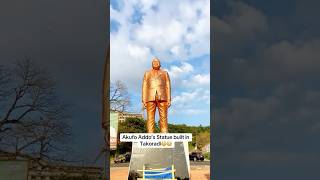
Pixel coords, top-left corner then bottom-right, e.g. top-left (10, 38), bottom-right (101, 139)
top-left (168, 123), bottom-right (210, 149)
top-left (116, 117), bottom-right (145, 153)
top-left (188, 142), bottom-right (196, 151)
top-left (196, 131), bottom-right (210, 150)
top-left (203, 152), bottom-right (210, 160)
top-left (118, 117), bottom-right (146, 133)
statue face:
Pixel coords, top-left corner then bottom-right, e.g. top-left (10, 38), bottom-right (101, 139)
top-left (152, 59), bottom-right (161, 70)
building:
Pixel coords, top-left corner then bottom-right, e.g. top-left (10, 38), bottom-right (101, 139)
top-left (28, 163), bottom-right (103, 180)
top-left (203, 143), bottom-right (210, 153)
top-left (109, 111), bottom-right (143, 150)
top-left (0, 150), bottom-right (103, 180)
top-left (111, 111), bottom-right (143, 123)
top-left (118, 112), bottom-right (143, 122)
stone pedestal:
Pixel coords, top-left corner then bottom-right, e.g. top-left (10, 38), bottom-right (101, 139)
top-left (128, 141), bottom-right (190, 180)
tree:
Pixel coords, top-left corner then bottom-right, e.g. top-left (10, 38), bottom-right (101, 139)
top-left (0, 58), bottom-right (72, 163)
top-left (196, 131), bottom-right (210, 151)
top-left (118, 117), bottom-right (146, 133)
top-left (110, 80), bottom-right (130, 112)
top-left (116, 117), bottom-right (145, 153)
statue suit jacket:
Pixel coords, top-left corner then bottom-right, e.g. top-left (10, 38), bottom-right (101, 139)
top-left (142, 69), bottom-right (171, 103)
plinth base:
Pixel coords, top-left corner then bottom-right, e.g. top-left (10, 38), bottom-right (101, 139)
top-left (128, 141), bottom-right (190, 180)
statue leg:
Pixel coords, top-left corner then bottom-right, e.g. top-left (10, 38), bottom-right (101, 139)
top-left (146, 101), bottom-right (156, 133)
top-left (158, 101), bottom-right (168, 133)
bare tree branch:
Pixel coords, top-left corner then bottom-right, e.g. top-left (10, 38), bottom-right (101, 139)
top-left (110, 80), bottom-right (131, 112)
top-left (0, 57), bottom-right (73, 163)
top-left (0, 65), bottom-right (11, 99)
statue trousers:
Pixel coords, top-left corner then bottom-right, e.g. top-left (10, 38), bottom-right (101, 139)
top-left (146, 97), bottom-right (168, 133)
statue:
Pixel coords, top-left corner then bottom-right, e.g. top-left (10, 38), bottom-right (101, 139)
top-left (127, 60), bottom-right (189, 179)
top-left (142, 58), bottom-right (171, 133)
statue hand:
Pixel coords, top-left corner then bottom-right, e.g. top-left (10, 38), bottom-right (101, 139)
top-left (143, 102), bottom-right (147, 108)
top-left (167, 101), bottom-right (171, 108)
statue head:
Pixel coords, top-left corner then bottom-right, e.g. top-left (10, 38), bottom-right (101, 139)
top-left (152, 58), bottom-right (161, 70)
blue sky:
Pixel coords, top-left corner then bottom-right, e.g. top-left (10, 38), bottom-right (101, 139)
top-left (110, 0), bottom-right (210, 126)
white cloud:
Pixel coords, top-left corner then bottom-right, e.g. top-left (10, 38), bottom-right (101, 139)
top-left (193, 74), bottom-right (210, 85)
top-left (171, 88), bottom-right (210, 116)
top-left (166, 62), bottom-right (194, 79)
top-left (127, 44), bottom-right (150, 60)
top-left (110, 0), bottom-right (209, 74)
top-left (265, 40), bottom-right (320, 73)
top-left (172, 88), bottom-right (210, 107)
top-left (183, 73), bottom-right (210, 88)
top-left (139, 0), bottom-right (158, 11)
top-left (134, 18), bottom-right (187, 58)
top-left (170, 45), bottom-right (181, 56)
top-left (172, 91), bottom-right (198, 106)
top-left (212, 1), bottom-right (267, 40)
top-left (110, 29), bottom-right (152, 91)
top-left (185, 109), bottom-right (207, 115)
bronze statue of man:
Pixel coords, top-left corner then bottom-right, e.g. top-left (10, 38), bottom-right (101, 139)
top-left (142, 58), bottom-right (171, 133)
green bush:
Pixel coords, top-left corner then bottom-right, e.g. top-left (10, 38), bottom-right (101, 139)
top-left (203, 152), bottom-right (210, 160)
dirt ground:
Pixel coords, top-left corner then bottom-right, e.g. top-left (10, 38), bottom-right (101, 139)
top-left (110, 166), bottom-right (210, 180)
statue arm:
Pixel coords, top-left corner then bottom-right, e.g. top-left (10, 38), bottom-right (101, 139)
top-left (165, 72), bottom-right (171, 107)
top-left (142, 72), bottom-right (148, 107)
